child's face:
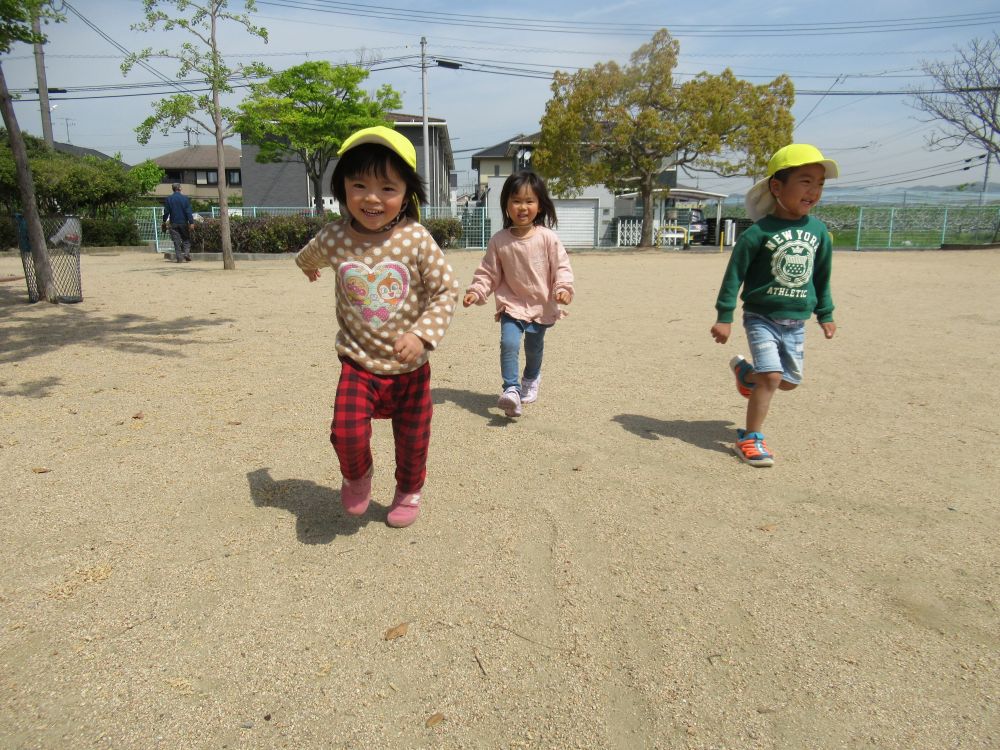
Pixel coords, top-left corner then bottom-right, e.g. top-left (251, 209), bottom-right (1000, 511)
top-left (770, 163), bottom-right (826, 220)
top-left (344, 163), bottom-right (407, 233)
top-left (506, 185), bottom-right (540, 231)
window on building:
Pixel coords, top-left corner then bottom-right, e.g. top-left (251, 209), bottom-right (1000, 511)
top-left (226, 169), bottom-right (241, 186)
top-left (196, 170), bottom-right (219, 186)
top-left (493, 165), bottom-right (500, 177)
top-left (164, 170), bottom-right (182, 183)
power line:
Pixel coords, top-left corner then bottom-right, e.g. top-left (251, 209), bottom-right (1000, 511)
top-left (255, 2), bottom-right (1000, 37)
top-left (61, 1), bottom-right (198, 97)
top-left (836, 155), bottom-right (987, 187)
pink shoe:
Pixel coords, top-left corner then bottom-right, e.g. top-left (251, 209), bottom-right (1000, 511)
top-left (387, 488), bottom-right (421, 528)
top-left (340, 469), bottom-right (372, 516)
top-left (520, 374), bottom-right (541, 404)
top-left (498, 386), bottom-right (522, 417)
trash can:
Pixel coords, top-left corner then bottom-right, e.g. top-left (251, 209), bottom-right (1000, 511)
top-left (16, 213), bottom-right (83, 303)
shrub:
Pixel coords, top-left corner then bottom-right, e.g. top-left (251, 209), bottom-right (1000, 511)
top-left (422, 217), bottom-right (463, 248)
top-left (2, 215), bottom-right (139, 249)
top-left (80, 217), bottom-right (140, 246)
top-left (192, 213), bottom-right (329, 254)
top-left (0, 218), bottom-right (16, 250)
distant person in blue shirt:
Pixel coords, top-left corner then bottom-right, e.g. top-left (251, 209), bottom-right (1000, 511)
top-left (161, 183), bottom-right (195, 262)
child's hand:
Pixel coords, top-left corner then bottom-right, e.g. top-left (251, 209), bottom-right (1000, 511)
top-left (462, 292), bottom-right (478, 307)
top-left (710, 322), bottom-right (731, 344)
top-left (303, 268), bottom-right (321, 282)
top-left (820, 321), bottom-right (837, 339)
top-left (555, 289), bottom-right (572, 305)
top-left (393, 332), bottom-right (426, 364)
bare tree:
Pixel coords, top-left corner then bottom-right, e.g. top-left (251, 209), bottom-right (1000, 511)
top-left (124, 0), bottom-right (269, 270)
top-left (0, 1), bottom-right (64, 302)
top-left (911, 33), bottom-right (1000, 192)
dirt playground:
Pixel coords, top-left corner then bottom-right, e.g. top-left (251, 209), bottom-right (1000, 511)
top-left (0, 247), bottom-right (997, 749)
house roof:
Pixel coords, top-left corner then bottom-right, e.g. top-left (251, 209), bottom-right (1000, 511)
top-left (470, 132), bottom-right (541, 168)
top-left (154, 145), bottom-right (241, 170)
top-left (389, 114), bottom-right (455, 171)
top-left (387, 112), bottom-right (447, 125)
top-left (53, 141), bottom-right (124, 165)
top-left (617, 183), bottom-right (729, 201)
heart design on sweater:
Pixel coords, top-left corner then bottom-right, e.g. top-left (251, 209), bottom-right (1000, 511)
top-left (338, 260), bottom-right (410, 329)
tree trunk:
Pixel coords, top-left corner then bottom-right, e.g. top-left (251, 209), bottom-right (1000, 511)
top-left (312, 174), bottom-right (324, 216)
top-left (639, 184), bottom-right (655, 248)
top-left (214, 105), bottom-right (235, 270)
top-left (0, 62), bottom-right (58, 302)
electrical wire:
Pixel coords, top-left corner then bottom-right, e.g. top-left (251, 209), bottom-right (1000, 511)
top-left (255, 2), bottom-right (1000, 37)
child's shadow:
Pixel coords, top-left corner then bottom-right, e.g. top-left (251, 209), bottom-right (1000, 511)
top-left (247, 467), bottom-right (371, 544)
top-left (433, 387), bottom-right (513, 427)
top-left (612, 414), bottom-right (735, 455)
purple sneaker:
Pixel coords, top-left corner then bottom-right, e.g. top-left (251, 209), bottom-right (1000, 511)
top-left (387, 488), bottom-right (421, 528)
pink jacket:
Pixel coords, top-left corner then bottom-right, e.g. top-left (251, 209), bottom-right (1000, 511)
top-left (466, 226), bottom-right (574, 324)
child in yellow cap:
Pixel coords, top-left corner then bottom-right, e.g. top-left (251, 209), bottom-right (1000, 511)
top-left (295, 126), bottom-right (460, 525)
top-left (710, 144), bottom-right (839, 467)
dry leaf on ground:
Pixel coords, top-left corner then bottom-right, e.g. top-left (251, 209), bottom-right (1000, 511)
top-left (384, 622), bottom-right (409, 641)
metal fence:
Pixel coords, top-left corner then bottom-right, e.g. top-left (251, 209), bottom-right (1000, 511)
top-left (132, 203), bottom-right (1000, 253)
top-left (813, 205), bottom-right (1000, 249)
top-left (209, 206), bottom-right (319, 219)
top-left (422, 205), bottom-right (490, 249)
top-left (616, 218), bottom-right (697, 248)
top-left (133, 206), bottom-right (326, 253)
top-left (618, 206), bottom-right (1000, 250)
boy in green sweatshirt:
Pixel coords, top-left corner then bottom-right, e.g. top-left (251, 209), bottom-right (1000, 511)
top-left (710, 144), bottom-right (839, 467)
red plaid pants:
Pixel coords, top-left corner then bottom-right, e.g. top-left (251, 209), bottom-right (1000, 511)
top-left (331, 358), bottom-right (433, 494)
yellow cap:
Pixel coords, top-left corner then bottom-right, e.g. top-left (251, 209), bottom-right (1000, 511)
top-left (338, 126), bottom-right (417, 170)
top-left (745, 144), bottom-right (839, 221)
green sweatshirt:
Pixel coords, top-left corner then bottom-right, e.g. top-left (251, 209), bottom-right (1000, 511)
top-left (714, 214), bottom-right (835, 324)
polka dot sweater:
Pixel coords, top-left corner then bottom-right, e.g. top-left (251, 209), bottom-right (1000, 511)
top-left (295, 218), bottom-right (459, 374)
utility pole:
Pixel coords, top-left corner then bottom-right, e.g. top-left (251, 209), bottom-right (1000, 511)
top-left (56, 117), bottom-right (74, 143)
top-left (32, 13), bottom-right (53, 147)
top-left (421, 36), bottom-right (430, 206)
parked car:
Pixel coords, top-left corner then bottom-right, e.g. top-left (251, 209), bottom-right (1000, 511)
top-left (667, 207), bottom-right (708, 245)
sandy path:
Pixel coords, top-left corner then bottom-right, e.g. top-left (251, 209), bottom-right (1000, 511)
top-left (0, 247), bottom-right (997, 749)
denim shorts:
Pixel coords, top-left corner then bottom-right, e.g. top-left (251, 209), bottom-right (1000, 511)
top-left (743, 312), bottom-right (805, 385)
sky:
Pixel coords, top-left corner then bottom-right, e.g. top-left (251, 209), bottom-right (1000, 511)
top-left (4, 0), bottom-right (1000, 200)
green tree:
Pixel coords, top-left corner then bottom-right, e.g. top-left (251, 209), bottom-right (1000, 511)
top-left (910, 33), bottom-right (1000, 192)
top-left (234, 61), bottom-right (402, 215)
top-left (0, 133), bottom-right (163, 215)
top-left (128, 159), bottom-right (167, 195)
top-left (0, 0), bottom-right (60, 301)
top-left (534, 29), bottom-right (794, 247)
top-left (123, 0), bottom-right (270, 270)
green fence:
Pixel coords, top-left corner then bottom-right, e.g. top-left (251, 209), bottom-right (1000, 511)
top-left (133, 206), bottom-right (492, 252)
top-left (422, 206), bottom-right (490, 249)
top-left (798, 206), bottom-right (999, 250)
top-left (133, 204), bottom-right (999, 253)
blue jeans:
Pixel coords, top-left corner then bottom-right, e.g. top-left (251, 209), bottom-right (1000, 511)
top-left (500, 313), bottom-right (548, 391)
top-left (743, 312), bottom-right (805, 385)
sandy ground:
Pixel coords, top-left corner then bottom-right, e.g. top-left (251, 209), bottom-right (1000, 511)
top-left (0, 246), bottom-right (997, 750)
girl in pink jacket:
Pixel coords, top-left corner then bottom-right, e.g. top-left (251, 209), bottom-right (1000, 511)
top-left (463, 171), bottom-right (575, 417)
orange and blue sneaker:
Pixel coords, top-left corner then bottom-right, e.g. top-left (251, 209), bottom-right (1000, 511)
top-left (729, 355), bottom-right (755, 399)
top-left (734, 429), bottom-right (774, 467)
